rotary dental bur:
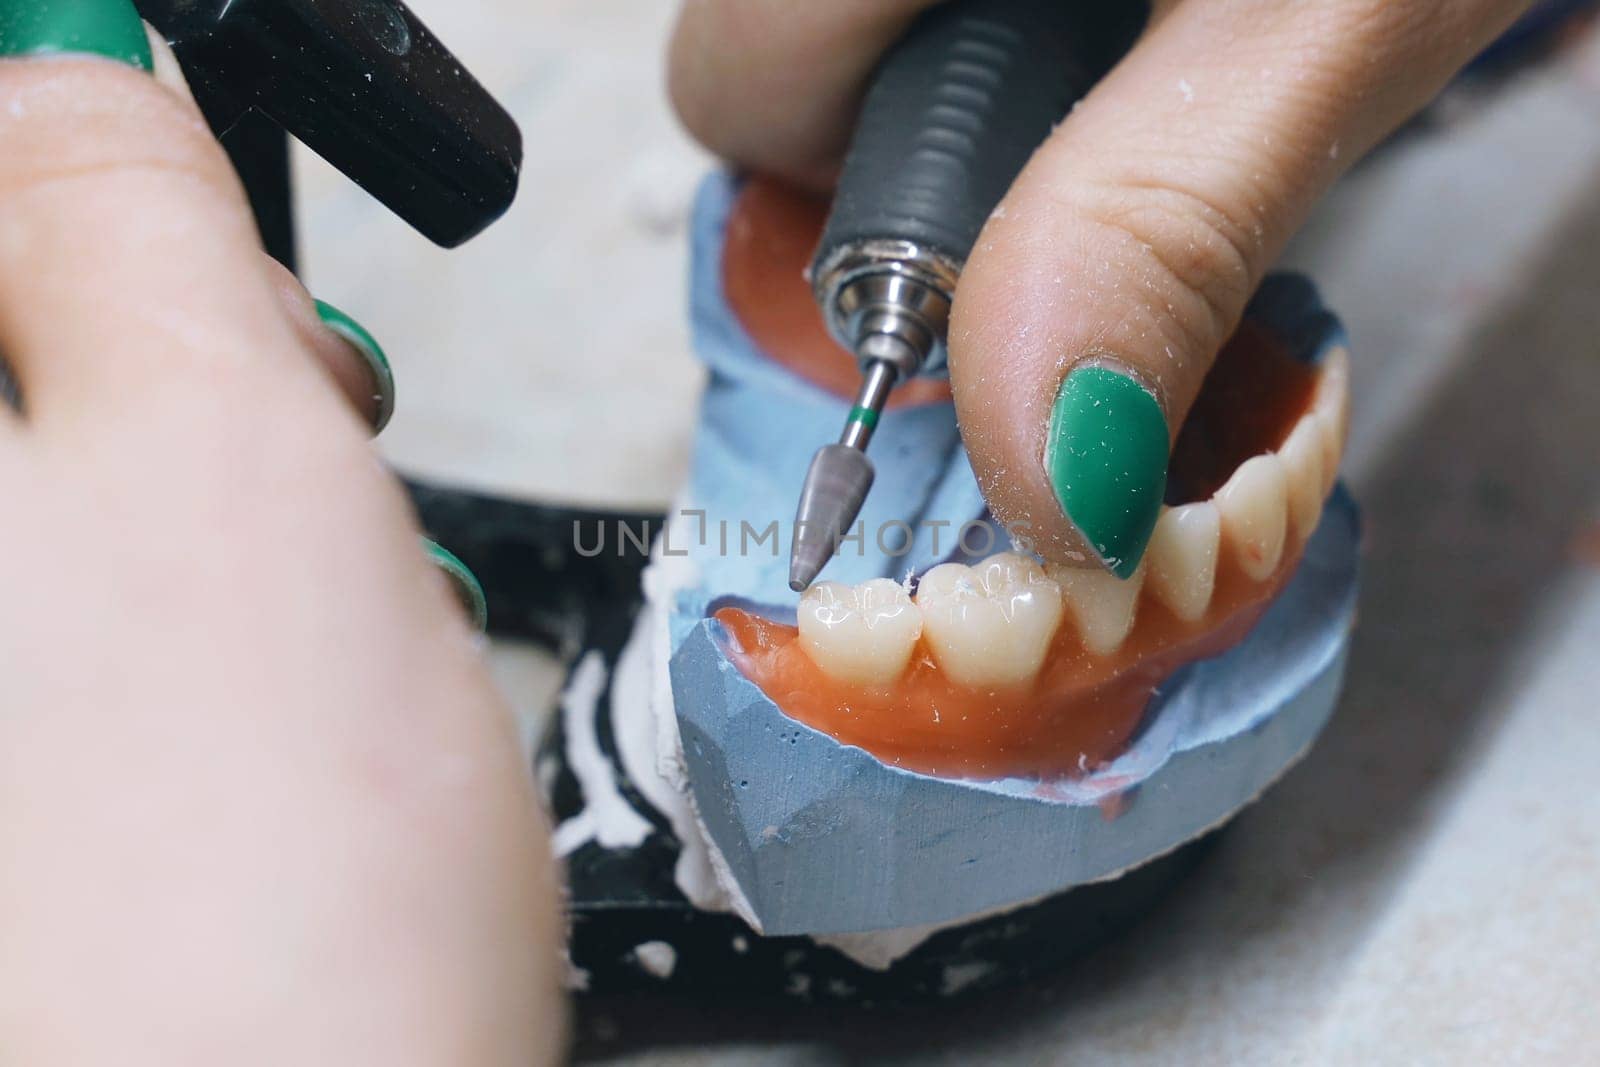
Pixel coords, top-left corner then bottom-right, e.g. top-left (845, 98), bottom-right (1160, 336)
top-left (787, 0), bottom-right (1143, 592)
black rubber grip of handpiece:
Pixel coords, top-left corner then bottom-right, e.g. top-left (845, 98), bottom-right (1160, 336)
top-left (815, 0), bottom-right (1144, 275)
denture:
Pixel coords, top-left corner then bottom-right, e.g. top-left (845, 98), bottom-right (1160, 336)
top-left (713, 179), bottom-right (1351, 779)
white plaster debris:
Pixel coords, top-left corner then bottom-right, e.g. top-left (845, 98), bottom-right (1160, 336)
top-left (551, 652), bottom-right (653, 857)
top-left (813, 925), bottom-right (951, 972)
top-left (611, 510), bottom-right (738, 909)
top-left (813, 893), bottom-right (1043, 972)
top-left (563, 959), bottom-right (592, 993)
top-left (608, 508), bottom-right (762, 930)
top-left (633, 940), bottom-right (678, 980)
top-left (940, 961), bottom-right (996, 997)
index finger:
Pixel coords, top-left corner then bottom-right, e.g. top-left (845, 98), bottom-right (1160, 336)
top-left (0, 19), bottom-right (313, 431)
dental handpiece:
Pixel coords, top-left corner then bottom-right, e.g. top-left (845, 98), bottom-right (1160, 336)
top-left (787, 0), bottom-right (1143, 592)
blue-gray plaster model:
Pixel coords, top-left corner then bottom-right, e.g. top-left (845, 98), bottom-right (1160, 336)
top-left (666, 173), bottom-right (1359, 936)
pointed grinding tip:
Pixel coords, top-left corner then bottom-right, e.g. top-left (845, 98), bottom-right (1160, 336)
top-left (789, 443), bottom-right (876, 591)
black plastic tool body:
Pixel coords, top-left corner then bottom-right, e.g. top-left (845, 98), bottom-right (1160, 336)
top-left (135, 0), bottom-right (521, 248)
top-left (814, 0), bottom-right (1143, 295)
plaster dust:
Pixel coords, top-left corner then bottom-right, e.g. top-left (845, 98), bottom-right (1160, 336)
top-left (632, 940), bottom-right (678, 980)
top-left (551, 652), bottom-right (653, 858)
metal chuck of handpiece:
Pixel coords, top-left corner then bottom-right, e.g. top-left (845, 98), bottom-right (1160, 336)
top-left (787, 0), bottom-right (1144, 592)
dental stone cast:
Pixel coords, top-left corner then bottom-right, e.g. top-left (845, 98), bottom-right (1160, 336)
top-left (795, 354), bottom-right (1349, 689)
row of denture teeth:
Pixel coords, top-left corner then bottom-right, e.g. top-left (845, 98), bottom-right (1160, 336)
top-left (796, 350), bottom-right (1349, 690)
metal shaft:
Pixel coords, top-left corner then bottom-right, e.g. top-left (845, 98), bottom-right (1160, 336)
top-left (839, 359), bottom-right (899, 450)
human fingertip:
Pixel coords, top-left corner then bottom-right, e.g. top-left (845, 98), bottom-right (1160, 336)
top-left (423, 539), bottom-right (489, 633)
top-left (315, 299), bottom-right (395, 436)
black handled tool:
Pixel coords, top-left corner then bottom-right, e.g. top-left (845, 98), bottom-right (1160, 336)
top-left (134, 0), bottom-right (521, 250)
top-left (788, 0), bottom-right (1144, 591)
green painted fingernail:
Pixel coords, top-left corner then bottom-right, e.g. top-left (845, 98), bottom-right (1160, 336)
top-left (1045, 364), bottom-right (1169, 579)
top-left (0, 0), bottom-right (153, 70)
top-left (315, 299), bottom-right (395, 435)
top-left (424, 539), bottom-right (488, 633)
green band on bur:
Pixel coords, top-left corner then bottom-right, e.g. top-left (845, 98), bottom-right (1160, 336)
top-left (847, 405), bottom-right (879, 429)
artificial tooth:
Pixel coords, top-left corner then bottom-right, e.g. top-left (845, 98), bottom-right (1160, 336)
top-left (1278, 414), bottom-right (1326, 545)
top-left (797, 578), bottom-right (922, 686)
top-left (1215, 453), bottom-right (1289, 581)
top-left (915, 552), bottom-right (1063, 689)
top-left (1047, 560), bottom-right (1144, 657)
top-left (1145, 502), bottom-right (1220, 622)
top-left (1312, 347), bottom-right (1350, 494)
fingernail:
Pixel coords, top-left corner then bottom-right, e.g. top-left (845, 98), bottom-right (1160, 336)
top-left (315, 299), bottom-right (395, 435)
top-left (1045, 363), bottom-right (1169, 579)
top-left (0, 0), bottom-right (153, 70)
top-left (424, 539), bottom-right (488, 633)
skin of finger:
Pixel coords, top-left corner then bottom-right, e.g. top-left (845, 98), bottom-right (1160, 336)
top-left (0, 59), bottom-right (568, 1065)
top-left (0, 445), bottom-right (568, 1063)
top-left (0, 56), bottom-right (320, 434)
top-left (949, 0), bottom-right (1532, 563)
top-left (0, 24), bottom-right (192, 446)
top-left (263, 255), bottom-right (386, 430)
top-left (668, 0), bottom-right (937, 190)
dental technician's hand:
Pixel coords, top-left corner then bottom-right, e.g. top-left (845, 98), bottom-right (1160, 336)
top-left (0, 3), bottom-right (563, 1064)
top-left (671, 0), bottom-right (1532, 573)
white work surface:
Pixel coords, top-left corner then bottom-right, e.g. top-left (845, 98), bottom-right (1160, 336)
top-left (296, 4), bottom-right (1600, 1062)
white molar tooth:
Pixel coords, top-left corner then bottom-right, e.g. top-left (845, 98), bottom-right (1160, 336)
top-left (1146, 502), bottom-right (1221, 622)
top-left (1312, 347), bottom-right (1350, 493)
top-left (915, 552), bottom-right (1063, 689)
top-left (1215, 453), bottom-right (1289, 581)
top-left (1046, 560), bottom-right (1144, 657)
top-left (1278, 414), bottom-right (1326, 545)
top-left (797, 578), bottom-right (922, 686)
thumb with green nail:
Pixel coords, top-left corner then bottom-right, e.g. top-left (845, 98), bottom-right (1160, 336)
top-left (672, 0), bottom-right (1535, 574)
